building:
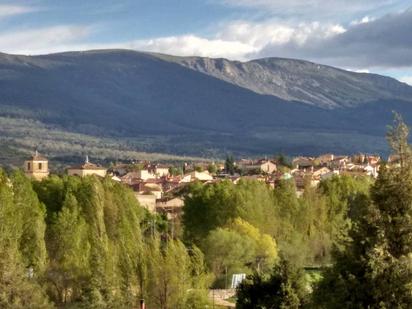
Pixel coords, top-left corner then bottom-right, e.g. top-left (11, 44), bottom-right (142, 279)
top-left (152, 164), bottom-right (170, 177)
top-left (135, 169), bottom-right (156, 181)
top-left (316, 154), bottom-right (335, 165)
top-left (24, 151), bottom-right (49, 180)
top-left (67, 156), bottom-right (107, 177)
top-left (292, 156), bottom-right (314, 169)
top-left (156, 197), bottom-right (185, 219)
top-left (237, 159), bottom-right (277, 174)
top-left (258, 160), bottom-right (277, 174)
top-left (181, 171), bottom-right (214, 182)
top-left (135, 193), bottom-right (157, 212)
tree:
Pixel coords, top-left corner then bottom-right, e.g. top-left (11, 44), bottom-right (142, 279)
top-left (145, 238), bottom-right (211, 309)
top-left (35, 175), bottom-right (146, 308)
top-left (46, 192), bottom-right (90, 304)
top-left (276, 154), bottom-right (292, 168)
top-left (169, 166), bottom-right (183, 176)
top-left (183, 180), bottom-right (277, 246)
top-left (204, 227), bottom-right (255, 284)
top-left (225, 155), bottom-right (236, 175)
top-left (236, 258), bottom-right (308, 309)
top-left (183, 180), bottom-right (238, 245)
top-left (207, 163), bottom-right (218, 174)
top-left (313, 114), bottom-right (412, 308)
top-left (10, 170), bottom-right (48, 273)
top-left (0, 169), bottom-right (52, 308)
top-left (228, 218), bottom-right (278, 273)
top-left (386, 112), bottom-right (411, 168)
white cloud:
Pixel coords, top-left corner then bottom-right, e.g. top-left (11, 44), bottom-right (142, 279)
top-left (345, 68), bottom-right (371, 73)
top-left (0, 19), bottom-right (346, 61)
top-left (215, 20), bottom-right (345, 55)
top-left (350, 16), bottom-right (375, 25)
top-left (0, 5), bottom-right (34, 19)
top-left (129, 35), bottom-right (257, 60)
top-left (218, 0), bottom-right (399, 17)
top-left (399, 76), bottom-right (412, 85)
top-left (0, 26), bottom-right (93, 55)
top-left (125, 20), bottom-right (345, 60)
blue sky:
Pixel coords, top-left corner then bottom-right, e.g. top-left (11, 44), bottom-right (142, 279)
top-left (0, 0), bottom-right (412, 83)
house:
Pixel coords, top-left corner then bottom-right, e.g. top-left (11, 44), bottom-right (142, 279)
top-left (135, 193), bottom-right (157, 212)
top-left (292, 157), bottom-right (314, 169)
top-left (237, 159), bottom-right (277, 174)
top-left (181, 171), bottom-right (213, 182)
top-left (257, 160), bottom-right (277, 174)
top-left (142, 183), bottom-right (163, 199)
top-left (320, 170), bottom-right (340, 180)
top-left (364, 164), bottom-right (379, 178)
top-left (366, 155), bottom-right (381, 165)
top-left (153, 164), bottom-right (170, 177)
top-left (67, 156), bottom-right (107, 177)
top-left (328, 156), bottom-right (349, 169)
top-left (315, 154), bottom-right (335, 166)
top-left (235, 175), bottom-right (268, 184)
top-left (110, 164), bottom-right (129, 177)
top-left (312, 167), bottom-right (332, 180)
top-left (120, 172), bottom-right (141, 185)
top-left (156, 197), bottom-right (185, 219)
top-left (135, 169), bottom-right (156, 181)
top-left (24, 151), bottom-right (49, 180)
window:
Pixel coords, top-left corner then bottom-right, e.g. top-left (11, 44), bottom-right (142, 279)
top-left (38, 163), bottom-right (42, 170)
top-left (27, 162), bottom-right (31, 170)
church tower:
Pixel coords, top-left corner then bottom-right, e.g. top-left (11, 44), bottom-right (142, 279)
top-left (24, 150), bottom-right (49, 180)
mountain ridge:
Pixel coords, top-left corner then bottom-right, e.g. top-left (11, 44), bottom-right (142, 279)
top-left (0, 49), bottom-right (411, 163)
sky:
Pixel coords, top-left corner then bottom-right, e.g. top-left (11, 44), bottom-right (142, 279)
top-left (0, 0), bottom-right (412, 84)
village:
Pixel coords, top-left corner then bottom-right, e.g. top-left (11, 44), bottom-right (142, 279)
top-left (23, 151), bottom-right (386, 220)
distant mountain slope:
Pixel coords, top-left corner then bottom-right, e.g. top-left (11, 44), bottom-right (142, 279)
top-left (0, 49), bottom-right (411, 162)
top-left (162, 54), bottom-right (412, 108)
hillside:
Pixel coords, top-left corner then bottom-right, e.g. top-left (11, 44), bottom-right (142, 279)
top-left (164, 54), bottom-right (412, 108)
top-left (0, 49), bottom-right (411, 164)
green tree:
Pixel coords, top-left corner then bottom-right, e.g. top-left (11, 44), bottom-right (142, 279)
top-left (225, 155), bottom-right (236, 175)
top-left (35, 175), bottom-right (146, 308)
top-left (183, 180), bottom-right (238, 245)
top-left (145, 238), bottom-right (211, 309)
top-left (183, 180), bottom-right (277, 246)
top-left (236, 258), bottom-right (308, 309)
top-left (207, 163), bottom-right (218, 174)
top-left (46, 192), bottom-right (90, 304)
top-left (0, 169), bottom-right (52, 308)
top-left (228, 218), bottom-right (278, 273)
top-left (204, 227), bottom-right (255, 284)
top-left (313, 114), bottom-right (412, 308)
top-left (10, 170), bottom-right (48, 273)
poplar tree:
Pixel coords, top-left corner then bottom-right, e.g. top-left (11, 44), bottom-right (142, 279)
top-left (0, 169), bottom-right (51, 308)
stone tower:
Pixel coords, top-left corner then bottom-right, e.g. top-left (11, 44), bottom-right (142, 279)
top-left (24, 150), bottom-right (49, 180)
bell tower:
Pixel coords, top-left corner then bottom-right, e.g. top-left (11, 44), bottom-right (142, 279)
top-left (24, 150), bottom-right (49, 180)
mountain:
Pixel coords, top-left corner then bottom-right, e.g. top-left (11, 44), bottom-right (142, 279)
top-left (162, 54), bottom-right (412, 109)
top-left (0, 49), bottom-right (411, 165)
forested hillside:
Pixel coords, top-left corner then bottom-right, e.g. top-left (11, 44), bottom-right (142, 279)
top-left (1, 50), bottom-right (412, 165)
